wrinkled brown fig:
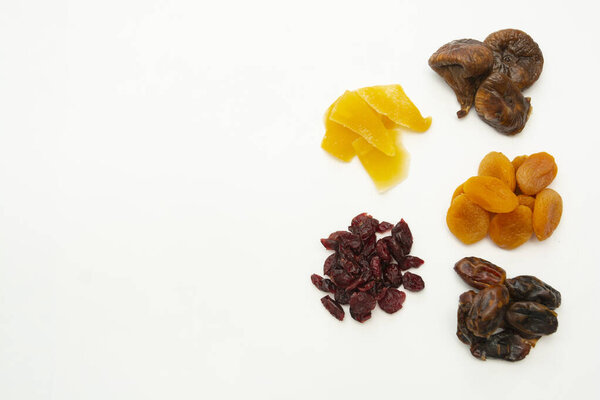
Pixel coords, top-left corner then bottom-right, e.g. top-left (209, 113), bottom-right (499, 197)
top-left (429, 39), bottom-right (494, 118)
top-left (475, 72), bottom-right (531, 135)
top-left (484, 29), bottom-right (544, 90)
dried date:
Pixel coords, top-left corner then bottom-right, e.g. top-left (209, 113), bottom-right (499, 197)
top-left (504, 275), bottom-right (561, 309)
top-left (469, 330), bottom-right (532, 362)
top-left (466, 285), bottom-right (510, 338)
top-left (454, 257), bottom-right (506, 289)
top-left (505, 301), bottom-right (558, 336)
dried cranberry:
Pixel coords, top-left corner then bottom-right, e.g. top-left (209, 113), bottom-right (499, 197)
top-left (320, 238), bottom-right (337, 250)
top-left (311, 274), bottom-right (336, 293)
top-left (383, 236), bottom-right (405, 263)
top-left (360, 235), bottom-right (377, 259)
top-left (329, 231), bottom-right (362, 253)
top-left (402, 271), bottom-right (425, 292)
top-left (349, 213), bottom-right (379, 242)
top-left (400, 256), bottom-right (425, 271)
top-left (377, 221), bottom-right (394, 233)
top-left (321, 296), bottom-right (345, 321)
top-left (383, 264), bottom-right (403, 288)
top-left (349, 292), bottom-right (376, 323)
top-left (372, 284), bottom-right (388, 301)
top-left (370, 256), bottom-right (382, 279)
top-left (392, 219), bottom-right (413, 255)
top-left (323, 253), bottom-right (337, 276)
top-left (378, 288), bottom-right (406, 314)
top-left (358, 280), bottom-right (375, 292)
top-left (376, 239), bottom-right (392, 263)
top-left (335, 288), bottom-right (351, 305)
top-left (330, 266), bottom-right (355, 288)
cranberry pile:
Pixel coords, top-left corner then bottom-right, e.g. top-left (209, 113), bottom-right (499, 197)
top-left (311, 213), bottom-right (425, 322)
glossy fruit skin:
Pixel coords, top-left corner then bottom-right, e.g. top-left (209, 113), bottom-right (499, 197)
top-left (469, 330), bottom-right (532, 361)
top-left (532, 188), bottom-right (563, 240)
top-left (457, 290), bottom-right (477, 344)
top-left (484, 29), bottom-right (544, 90)
top-left (466, 285), bottom-right (510, 338)
top-left (463, 175), bottom-right (519, 213)
top-left (474, 72), bottom-right (531, 135)
top-left (428, 39), bottom-right (494, 118)
top-left (478, 151), bottom-right (516, 191)
top-left (454, 257), bottom-right (506, 289)
top-left (321, 296), bottom-right (345, 321)
top-left (516, 152), bottom-right (558, 195)
top-left (488, 205), bottom-right (533, 249)
top-left (505, 275), bottom-right (561, 309)
top-left (505, 301), bottom-right (558, 336)
top-left (446, 195), bottom-right (490, 244)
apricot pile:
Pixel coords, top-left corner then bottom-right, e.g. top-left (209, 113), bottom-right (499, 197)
top-left (447, 152), bottom-right (563, 249)
top-left (321, 85), bottom-right (431, 192)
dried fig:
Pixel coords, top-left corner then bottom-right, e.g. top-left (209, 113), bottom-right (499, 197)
top-left (484, 29), bottom-right (544, 90)
top-left (428, 39), bottom-right (493, 118)
top-left (474, 72), bottom-right (531, 135)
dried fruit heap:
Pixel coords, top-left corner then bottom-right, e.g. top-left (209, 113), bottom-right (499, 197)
top-left (454, 257), bottom-right (561, 361)
top-left (429, 29), bottom-right (543, 135)
top-left (321, 85), bottom-right (431, 192)
top-left (311, 213), bottom-right (425, 323)
top-left (447, 151), bottom-right (563, 249)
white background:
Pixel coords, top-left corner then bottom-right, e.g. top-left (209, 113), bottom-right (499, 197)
top-left (1, 0), bottom-right (599, 399)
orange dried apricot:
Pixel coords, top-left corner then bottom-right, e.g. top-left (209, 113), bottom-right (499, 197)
top-left (516, 152), bottom-right (558, 195)
top-left (446, 194), bottom-right (490, 244)
top-left (329, 91), bottom-right (396, 157)
top-left (452, 182), bottom-right (465, 202)
top-left (488, 205), bottom-right (533, 249)
top-left (478, 151), bottom-right (516, 191)
top-left (512, 155), bottom-right (528, 171)
top-left (533, 189), bottom-right (563, 240)
top-left (517, 195), bottom-right (536, 211)
top-left (463, 176), bottom-right (519, 213)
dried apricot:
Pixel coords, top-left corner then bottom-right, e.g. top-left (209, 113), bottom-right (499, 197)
top-left (533, 189), bottom-right (563, 240)
top-left (512, 155), bottom-right (528, 171)
top-left (446, 194), bottom-right (490, 244)
top-left (517, 195), bottom-right (535, 211)
top-left (489, 205), bottom-right (533, 249)
top-left (463, 176), bottom-right (519, 213)
top-left (478, 151), bottom-right (516, 191)
top-left (452, 182), bottom-right (465, 202)
top-left (516, 152), bottom-right (557, 195)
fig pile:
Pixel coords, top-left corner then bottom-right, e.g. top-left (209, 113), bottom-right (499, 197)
top-left (429, 29), bottom-right (543, 135)
top-left (311, 213), bottom-right (425, 323)
top-left (454, 257), bottom-right (561, 361)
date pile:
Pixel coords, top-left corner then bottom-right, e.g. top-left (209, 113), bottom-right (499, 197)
top-left (311, 213), bottom-right (425, 323)
top-left (455, 257), bottom-right (561, 361)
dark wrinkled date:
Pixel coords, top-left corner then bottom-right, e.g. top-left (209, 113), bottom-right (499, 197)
top-left (454, 257), bottom-right (506, 289)
top-left (454, 257), bottom-right (561, 361)
top-left (312, 213), bottom-right (425, 322)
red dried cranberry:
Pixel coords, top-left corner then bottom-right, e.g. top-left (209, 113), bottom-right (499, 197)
top-left (321, 296), bottom-right (345, 321)
top-left (373, 284), bottom-right (388, 301)
top-left (402, 271), bottom-right (425, 292)
top-left (358, 280), bottom-right (375, 292)
top-left (349, 292), bottom-right (376, 323)
top-left (383, 236), bottom-right (404, 263)
top-left (349, 213), bottom-right (379, 242)
top-left (392, 219), bottom-right (413, 255)
top-left (399, 256), bottom-right (425, 271)
top-left (378, 288), bottom-right (406, 314)
top-left (335, 288), bottom-right (351, 305)
top-left (311, 274), bottom-right (336, 293)
top-left (383, 263), bottom-right (403, 288)
top-left (377, 221), bottom-right (394, 233)
top-left (376, 239), bottom-right (392, 263)
top-left (330, 266), bottom-right (355, 288)
top-left (370, 256), bottom-right (382, 279)
top-left (320, 238), bottom-right (337, 250)
top-left (360, 235), bottom-right (377, 259)
top-left (323, 253), bottom-right (337, 276)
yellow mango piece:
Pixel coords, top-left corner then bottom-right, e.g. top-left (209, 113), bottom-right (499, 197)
top-left (321, 99), bottom-right (359, 162)
top-left (329, 91), bottom-right (396, 157)
top-left (356, 84), bottom-right (432, 132)
top-left (352, 135), bottom-right (409, 192)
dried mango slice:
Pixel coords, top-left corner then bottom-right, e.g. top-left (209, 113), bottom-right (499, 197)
top-left (356, 84), bottom-right (432, 132)
top-left (321, 98), bottom-right (359, 162)
top-left (352, 135), bottom-right (409, 192)
top-left (329, 91), bottom-right (396, 157)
